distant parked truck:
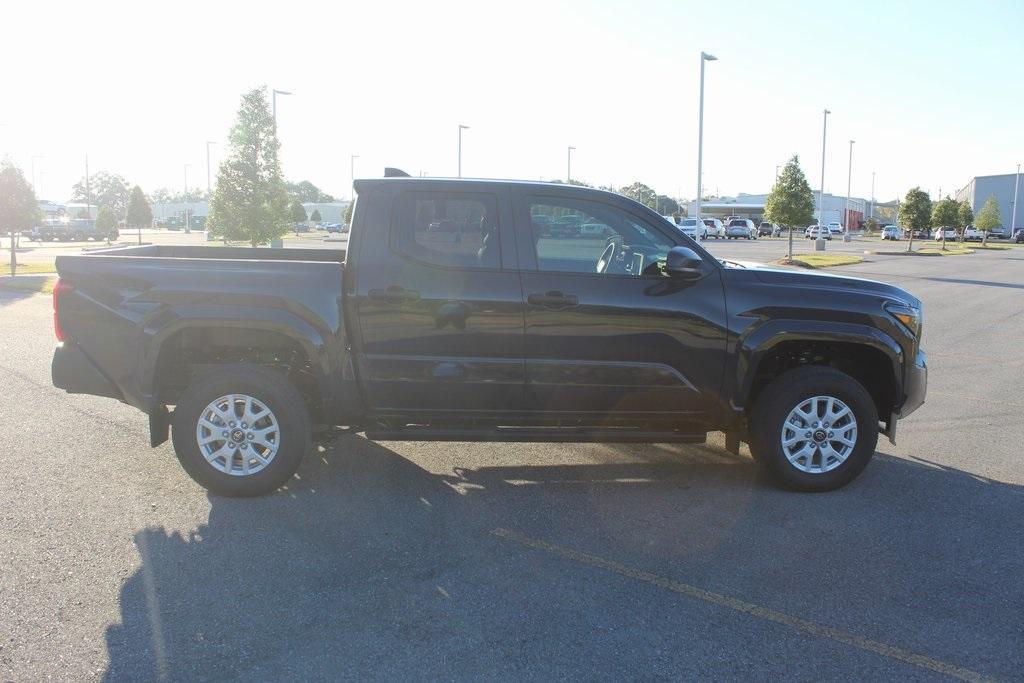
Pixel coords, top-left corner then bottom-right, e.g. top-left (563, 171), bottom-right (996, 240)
top-left (961, 227), bottom-right (984, 242)
top-left (24, 218), bottom-right (118, 242)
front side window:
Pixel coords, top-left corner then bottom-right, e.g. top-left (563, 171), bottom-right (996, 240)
top-left (528, 197), bottom-right (675, 276)
top-left (394, 192), bottom-right (500, 269)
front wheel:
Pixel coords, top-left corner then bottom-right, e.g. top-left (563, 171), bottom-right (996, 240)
top-left (749, 366), bottom-right (878, 492)
top-left (171, 364), bottom-right (311, 496)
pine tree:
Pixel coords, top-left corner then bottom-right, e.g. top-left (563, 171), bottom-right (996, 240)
top-left (206, 88), bottom-right (290, 247)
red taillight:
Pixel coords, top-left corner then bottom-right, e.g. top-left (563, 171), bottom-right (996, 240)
top-left (53, 278), bottom-right (73, 342)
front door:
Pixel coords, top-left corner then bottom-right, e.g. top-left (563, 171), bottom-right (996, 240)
top-left (513, 190), bottom-right (728, 419)
top-left (350, 186), bottom-right (524, 415)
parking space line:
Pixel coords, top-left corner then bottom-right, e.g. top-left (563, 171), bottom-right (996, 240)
top-left (492, 528), bottom-right (993, 683)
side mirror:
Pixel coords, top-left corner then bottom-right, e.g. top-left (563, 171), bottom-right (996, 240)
top-left (665, 246), bottom-right (703, 279)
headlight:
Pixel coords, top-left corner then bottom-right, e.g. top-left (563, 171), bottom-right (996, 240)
top-left (885, 302), bottom-right (922, 338)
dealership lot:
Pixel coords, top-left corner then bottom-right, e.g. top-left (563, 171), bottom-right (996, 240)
top-left (1, 248), bottom-right (1022, 680)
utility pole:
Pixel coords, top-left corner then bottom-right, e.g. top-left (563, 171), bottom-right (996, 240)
top-left (870, 171), bottom-right (875, 220)
top-left (818, 109), bottom-right (830, 226)
top-left (85, 155), bottom-right (91, 216)
top-left (844, 139), bottom-right (854, 238)
top-left (567, 146), bottom-right (575, 183)
top-left (458, 124), bottom-right (470, 177)
top-left (206, 141), bottom-right (217, 195)
top-left (1012, 163), bottom-right (1021, 235)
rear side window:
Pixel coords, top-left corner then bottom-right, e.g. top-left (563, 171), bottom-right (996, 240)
top-left (393, 191), bottom-right (500, 269)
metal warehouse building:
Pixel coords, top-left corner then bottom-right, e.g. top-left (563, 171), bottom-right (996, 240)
top-left (955, 172), bottom-right (1022, 233)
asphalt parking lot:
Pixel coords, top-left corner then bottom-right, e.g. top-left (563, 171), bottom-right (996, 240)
top-left (1, 246), bottom-right (1022, 681)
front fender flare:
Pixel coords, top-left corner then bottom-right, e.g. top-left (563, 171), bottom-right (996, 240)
top-left (732, 319), bottom-right (904, 411)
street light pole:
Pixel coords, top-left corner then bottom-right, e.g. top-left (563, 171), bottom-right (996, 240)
top-left (870, 171), bottom-right (875, 220)
top-left (206, 141), bottom-right (217, 195)
top-left (1012, 163), bottom-right (1021, 234)
top-left (458, 124), bottom-right (470, 177)
top-left (184, 164), bottom-right (192, 233)
top-left (272, 89), bottom-right (292, 130)
top-left (818, 109), bottom-right (830, 225)
top-left (31, 155), bottom-right (44, 194)
top-left (350, 154), bottom-right (359, 202)
top-left (567, 146), bottom-right (575, 183)
top-left (695, 51), bottom-right (717, 221)
top-left (845, 139), bottom-right (854, 237)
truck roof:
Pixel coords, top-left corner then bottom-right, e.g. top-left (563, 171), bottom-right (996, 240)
top-left (353, 176), bottom-right (624, 200)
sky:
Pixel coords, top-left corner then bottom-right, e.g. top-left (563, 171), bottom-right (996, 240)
top-left (2, 0), bottom-right (1022, 205)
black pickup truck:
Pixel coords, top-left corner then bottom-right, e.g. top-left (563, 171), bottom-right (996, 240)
top-left (51, 175), bottom-right (926, 496)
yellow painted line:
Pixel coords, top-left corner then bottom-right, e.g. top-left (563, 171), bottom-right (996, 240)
top-left (492, 528), bottom-right (994, 683)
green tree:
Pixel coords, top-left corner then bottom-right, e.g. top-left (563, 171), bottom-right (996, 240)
top-left (957, 200), bottom-right (973, 232)
top-left (0, 162), bottom-right (39, 276)
top-left (898, 187), bottom-right (932, 252)
top-left (206, 87), bottom-right (290, 247)
top-left (764, 155), bottom-right (815, 258)
top-left (343, 202), bottom-right (353, 225)
top-left (931, 197), bottom-right (959, 249)
top-left (863, 216), bottom-right (880, 234)
top-left (290, 200), bottom-right (307, 223)
top-left (95, 206), bottom-right (118, 243)
top-left (285, 180), bottom-right (335, 203)
top-left (619, 182), bottom-right (657, 210)
top-left (974, 195), bottom-right (1001, 246)
top-left (310, 208), bottom-right (322, 223)
top-left (125, 185), bottom-right (152, 244)
top-left (655, 195), bottom-right (680, 215)
top-left (71, 172), bottom-right (131, 215)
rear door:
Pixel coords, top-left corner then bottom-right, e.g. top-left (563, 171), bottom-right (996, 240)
top-left (349, 183), bottom-right (524, 415)
top-left (512, 189), bottom-right (728, 418)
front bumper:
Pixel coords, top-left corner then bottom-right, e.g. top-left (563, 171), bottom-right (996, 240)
top-left (52, 342), bottom-right (124, 401)
top-left (898, 349), bottom-right (927, 419)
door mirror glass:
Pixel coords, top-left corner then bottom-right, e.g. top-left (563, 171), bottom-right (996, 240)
top-left (665, 246), bottom-right (703, 278)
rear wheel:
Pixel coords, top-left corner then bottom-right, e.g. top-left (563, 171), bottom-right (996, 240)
top-left (171, 364), bottom-right (310, 496)
top-left (749, 366), bottom-right (878, 492)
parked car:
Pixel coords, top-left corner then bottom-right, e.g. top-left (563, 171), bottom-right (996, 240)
top-left (961, 226), bottom-right (984, 242)
top-left (51, 173), bottom-right (926, 496)
top-left (932, 227), bottom-right (957, 241)
top-left (701, 218), bottom-right (726, 239)
top-left (881, 225), bottom-right (901, 240)
top-left (674, 217), bottom-right (708, 241)
top-left (579, 222), bottom-right (612, 238)
top-left (806, 225), bottom-right (831, 240)
top-left (986, 227), bottom-right (1009, 239)
top-left (911, 227), bottom-right (930, 239)
top-left (826, 222), bottom-right (844, 236)
top-left (1014, 228), bottom-right (1024, 243)
top-left (758, 222), bottom-right (775, 237)
top-left (726, 219), bottom-right (757, 239)
top-left (323, 223), bottom-right (344, 233)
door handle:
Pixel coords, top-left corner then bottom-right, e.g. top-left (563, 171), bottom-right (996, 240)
top-left (368, 285), bottom-right (421, 303)
top-left (527, 290), bottom-right (579, 308)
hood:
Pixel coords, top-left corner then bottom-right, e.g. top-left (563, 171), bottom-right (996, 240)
top-left (724, 259), bottom-right (920, 308)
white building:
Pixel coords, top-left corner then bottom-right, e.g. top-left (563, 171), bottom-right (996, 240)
top-left (687, 192), bottom-right (868, 227)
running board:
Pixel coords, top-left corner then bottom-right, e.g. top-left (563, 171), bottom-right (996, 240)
top-left (365, 426), bottom-right (707, 444)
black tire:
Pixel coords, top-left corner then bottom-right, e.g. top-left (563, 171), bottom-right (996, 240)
top-left (171, 363), bottom-right (311, 496)
top-left (749, 366), bottom-right (878, 492)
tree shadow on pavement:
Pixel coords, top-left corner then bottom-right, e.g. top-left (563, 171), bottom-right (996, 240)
top-left (103, 436), bottom-right (1024, 681)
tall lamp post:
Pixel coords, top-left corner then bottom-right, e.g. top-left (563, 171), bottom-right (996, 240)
top-left (818, 109), bottom-right (831, 227)
top-left (30, 155), bottom-right (44, 194)
top-left (206, 141), bottom-right (217, 195)
top-left (695, 51), bottom-right (717, 221)
top-left (350, 154), bottom-right (359, 203)
top-left (1012, 163), bottom-right (1021, 235)
top-left (183, 164), bottom-right (192, 233)
top-left (272, 89), bottom-right (292, 129)
top-left (567, 145), bottom-right (575, 183)
top-left (870, 171), bottom-right (876, 221)
top-left (844, 139), bottom-right (855, 239)
top-left (458, 124), bottom-right (470, 177)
